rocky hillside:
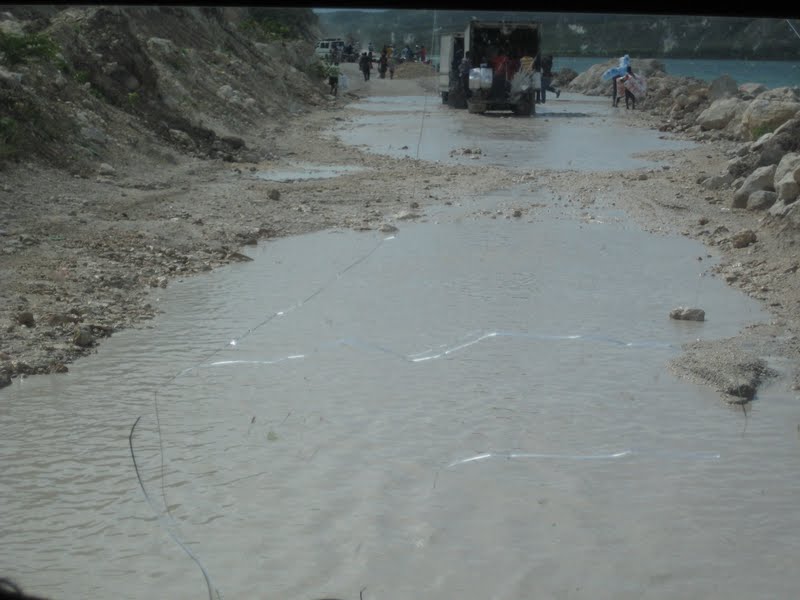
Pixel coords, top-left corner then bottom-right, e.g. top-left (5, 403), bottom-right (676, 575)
top-left (0, 6), bottom-right (328, 173)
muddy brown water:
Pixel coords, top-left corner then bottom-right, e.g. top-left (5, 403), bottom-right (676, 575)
top-left (2, 94), bottom-right (800, 600)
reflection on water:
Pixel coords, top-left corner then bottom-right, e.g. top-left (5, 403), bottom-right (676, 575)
top-left (254, 163), bottom-right (368, 182)
top-left (2, 187), bottom-right (799, 600)
top-left (334, 95), bottom-right (695, 170)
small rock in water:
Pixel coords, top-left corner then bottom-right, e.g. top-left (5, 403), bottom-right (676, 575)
top-left (379, 223), bottom-right (398, 233)
top-left (226, 251), bottom-right (253, 262)
top-left (512, 209), bottom-right (522, 218)
top-left (669, 307), bottom-right (706, 322)
top-left (73, 326), bottom-right (94, 347)
top-left (410, 201), bottom-right (420, 209)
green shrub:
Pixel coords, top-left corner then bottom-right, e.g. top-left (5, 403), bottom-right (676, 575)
top-left (240, 18), bottom-right (293, 42)
top-left (127, 91), bottom-right (140, 106)
top-left (0, 31), bottom-right (59, 66)
top-left (750, 123), bottom-right (775, 140)
top-left (73, 69), bottom-right (90, 84)
top-left (306, 59), bottom-right (327, 80)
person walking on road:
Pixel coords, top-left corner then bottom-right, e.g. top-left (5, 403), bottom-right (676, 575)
top-left (603, 54), bottom-right (630, 107)
top-left (542, 55), bottom-right (561, 99)
top-left (620, 65), bottom-right (646, 109)
top-left (379, 50), bottom-right (388, 79)
top-left (458, 51), bottom-right (472, 96)
top-left (359, 52), bottom-right (371, 81)
top-left (532, 54), bottom-right (544, 104)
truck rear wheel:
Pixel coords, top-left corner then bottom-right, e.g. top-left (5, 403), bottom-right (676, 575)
top-left (512, 101), bottom-right (531, 116)
top-left (512, 91), bottom-right (534, 116)
top-left (447, 89), bottom-right (466, 109)
top-left (467, 100), bottom-right (486, 114)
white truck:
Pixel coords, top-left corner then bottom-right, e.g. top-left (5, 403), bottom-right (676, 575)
top-left (437, 32), bottom-right (465, 106)
top-left (449, 19), bottom-right (542, 116)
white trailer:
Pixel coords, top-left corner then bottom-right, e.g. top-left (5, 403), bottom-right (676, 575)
top-left (461, 20), bottom-right (541, 115)
top-left (437, 32), bottom-right (465, 107)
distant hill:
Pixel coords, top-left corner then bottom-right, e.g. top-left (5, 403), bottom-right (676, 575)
top-left (317, 10), bottom-right (800, 60)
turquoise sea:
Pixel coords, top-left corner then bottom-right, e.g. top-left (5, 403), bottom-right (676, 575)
top-left (553, 56), bottom-right (800, 89)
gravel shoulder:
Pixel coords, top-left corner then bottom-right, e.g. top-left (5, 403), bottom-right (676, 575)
top-left (2, 63), bottom-right (798, 404)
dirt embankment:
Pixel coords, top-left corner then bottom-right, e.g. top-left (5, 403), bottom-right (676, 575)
top-left (1, 6), bottom-right (329, 385)
top-left (1, 9), bottom-right (799, 404)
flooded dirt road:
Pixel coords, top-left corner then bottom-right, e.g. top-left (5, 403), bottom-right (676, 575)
top-left (333, 92), bottom-right (694, 170)
top-left (2, 79), bottom-right (800, 600)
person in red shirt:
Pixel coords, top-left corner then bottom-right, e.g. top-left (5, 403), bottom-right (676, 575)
top-left (491, 49), bottom-right (508, 75)
top-left (420, 45), bottom-right (427, 63)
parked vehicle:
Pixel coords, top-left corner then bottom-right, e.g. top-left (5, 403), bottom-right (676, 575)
top-left (454, 20), bottom-right (541, 116)
top-left (437, 32), bottom-right (465, 107)
top-left (314, 38), bottom-right (345, 61)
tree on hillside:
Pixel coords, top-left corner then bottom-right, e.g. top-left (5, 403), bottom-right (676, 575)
top-left (244, 7), bottom-right (319, 42)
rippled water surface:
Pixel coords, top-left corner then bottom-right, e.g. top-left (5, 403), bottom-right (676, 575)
top-left (3, 104), bottom-right (800, 600)
top-left (334, 95), bottom-right (695, 171)
top-left (254, 163), bottom-right (368, 182)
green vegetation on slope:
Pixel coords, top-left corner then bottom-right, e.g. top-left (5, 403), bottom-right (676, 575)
top-left (0, 30), bottom-right (59, 66)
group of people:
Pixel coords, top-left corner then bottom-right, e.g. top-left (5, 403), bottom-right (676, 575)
top-left (357, 49), bottom-right (396, 81)
top-left (398, 44), bottom-right (426, 63)
top-left (331, 44), bottom-right (644, 110)
top-left (328, 43), bottom-right (408, 93)
top-left (453, 48), bottom-right (561, 103)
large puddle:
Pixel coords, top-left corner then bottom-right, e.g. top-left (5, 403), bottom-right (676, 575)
top-left (334, 94), bottom-right (694, 171)
top-left (3, 184), bottom-right (799, 600)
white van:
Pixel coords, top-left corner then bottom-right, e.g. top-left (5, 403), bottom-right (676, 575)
top-left (315, 38), bottom-right (344, 60)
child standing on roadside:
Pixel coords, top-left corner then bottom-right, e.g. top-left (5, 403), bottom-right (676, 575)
top-left (326, 61), bottom-right (340, 96)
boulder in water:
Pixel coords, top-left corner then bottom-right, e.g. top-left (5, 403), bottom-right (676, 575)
top-left (669, 307), bottom-right (705, 322)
